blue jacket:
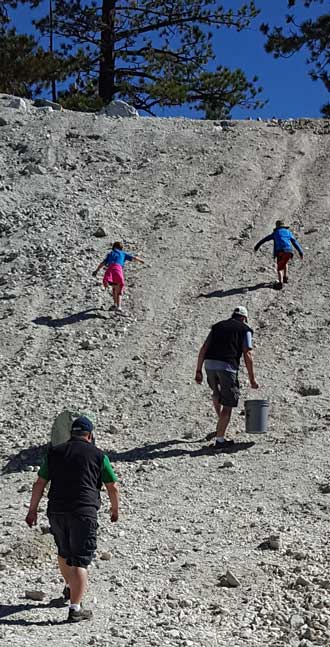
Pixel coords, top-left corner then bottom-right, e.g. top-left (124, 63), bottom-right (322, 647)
top-left (254, 227), bottom-right (303, 258)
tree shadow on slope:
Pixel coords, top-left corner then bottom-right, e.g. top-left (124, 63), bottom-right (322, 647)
top-left (108, 438), bottom-right (255, 463)
top-left (0, 602), bottom-right (67, 626)
top-left (198, 282), bottom-right (274, 299)
top-left (32, 308), bottom-right (107, 327)
top-left (2, 443), bottom-right (48, 474)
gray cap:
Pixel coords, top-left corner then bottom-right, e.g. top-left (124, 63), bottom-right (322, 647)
top-left (233, 305), bottom-right (248, 319)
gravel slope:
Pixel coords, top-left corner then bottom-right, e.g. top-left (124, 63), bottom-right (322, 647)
top-left (1, 96), bottom-right (330, 646)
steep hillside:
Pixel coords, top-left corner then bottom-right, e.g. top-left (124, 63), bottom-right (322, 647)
top-left (1, 95), bottom-right (330, 646)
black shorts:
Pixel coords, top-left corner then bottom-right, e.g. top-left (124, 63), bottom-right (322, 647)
top-left (206, 369), bottom-right (240, 408)
top-left (48, 513), bottom-right (98, 568)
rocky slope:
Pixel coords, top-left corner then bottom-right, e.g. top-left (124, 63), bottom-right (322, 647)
top-left (1, 95), bottom-right (330, 646)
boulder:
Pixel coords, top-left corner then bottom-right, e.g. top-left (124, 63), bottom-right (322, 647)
top-left (9, 97), bottom-right (27, 112)
top-left (100, 100), bottom-right (139, 118)
top-left (34, 99), bottom-right (62, 111)
top-left (93, 226), bottom-right (107, 238)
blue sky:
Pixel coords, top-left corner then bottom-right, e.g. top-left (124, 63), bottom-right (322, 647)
top-left (10, 0), bottom-right (329, 119)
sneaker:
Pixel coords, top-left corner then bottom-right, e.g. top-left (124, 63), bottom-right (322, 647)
top-left (62, 585), bottom-right (70, 602)
top-left (274, 281), bottom-right (283, 290)
top-left (283, 276), bottom-right (288, 284)
top-left (68, 607), bottom-right (93, 623)
top-left (213, 439), bottom-right (234, 451)
top-left (109, 305), bottom-right (117, 311)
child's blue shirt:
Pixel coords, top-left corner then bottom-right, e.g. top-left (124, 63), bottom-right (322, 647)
top-left (104, 249), bottom-right (134, 267)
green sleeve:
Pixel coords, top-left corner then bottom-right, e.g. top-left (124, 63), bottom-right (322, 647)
top-left (38, 454), bottom-right (49, 481)
top-left (101, 455), bottom-right (118, 484)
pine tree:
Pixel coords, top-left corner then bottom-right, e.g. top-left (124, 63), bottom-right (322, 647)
top-left (261, 0), bottom-right (330, 114)
top-left (0, 2), bottom-right (79, 99)
top-left (31, 0), bottom-right (264, 115)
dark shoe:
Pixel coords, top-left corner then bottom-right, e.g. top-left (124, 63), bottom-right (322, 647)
top-left (274, 281), bottom-right (283, 290)
top-left (62, 585), bottom-right (70, 602)
top-left (68, 607), bottom-right (93, 623)
top-left (283, 276), bottom-right (288, 284)
top-left (213, 439), bottom-right (234, 451)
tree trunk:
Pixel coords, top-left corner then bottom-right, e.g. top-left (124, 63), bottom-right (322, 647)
top-left (99, 0), bottom-right (116, 103)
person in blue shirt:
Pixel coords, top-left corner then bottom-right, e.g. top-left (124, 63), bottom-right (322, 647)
top-left (254, 220), bottom-right (303, 289)
top-left (93, 241), bottom-right (144, 312)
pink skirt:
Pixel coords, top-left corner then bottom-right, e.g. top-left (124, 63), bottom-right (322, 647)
top-left (103, 263), bottom-right (125, 293)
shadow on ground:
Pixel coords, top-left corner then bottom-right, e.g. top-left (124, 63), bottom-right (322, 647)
top-left (3, 437), bottom-right (255, 473)
top-left (32, 308), bottom-right (107, 327)
top-left (198, 282), bottom-right (274, 299)
top-left (2, 443), bottom-right (48, 474)
top-left (0, 602), bottom-right (67, 626)
top-left (108, 438), bottom-right (255, 463)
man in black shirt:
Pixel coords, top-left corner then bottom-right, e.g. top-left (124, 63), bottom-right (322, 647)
top-left (25, 416), bottom-right (119, 622)
top-left (195, 306), bottom-right (259, 450)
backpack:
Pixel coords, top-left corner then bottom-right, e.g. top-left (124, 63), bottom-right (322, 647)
top-left (51, 409), bottom-right (96, 446)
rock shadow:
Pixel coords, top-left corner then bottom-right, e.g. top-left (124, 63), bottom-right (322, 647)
top-left (32, 308), bottom-right (107, 327)
top-left (2, 443), bottom-right (48, 474)
top-left (198, 282), bottom-right (274, 299)
top-left (108, 439), bottom-right (255, 463)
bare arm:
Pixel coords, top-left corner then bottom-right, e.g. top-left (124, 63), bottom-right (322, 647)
top-left (105, 481), bottom-right (119, 522)
top-left (195, 334), bottom-right (210, 383)
top-left (243, 350), bottom-right (259, 389)
top-left (93, 261), bottom-right (105, 276)
top-left (25, 477), bottom-right (48, 527)
top-left (132, 256), bottom-right (144, 264)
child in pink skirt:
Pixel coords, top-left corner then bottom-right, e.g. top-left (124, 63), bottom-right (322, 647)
top-left (93, 241), bottom-right (144, 312)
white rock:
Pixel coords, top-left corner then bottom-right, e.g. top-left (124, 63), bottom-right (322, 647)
top-left (290, 614), bottom-right (305, 629)
top-left (9, 97), bottom-right (27, 111)
top-left (100, 100), bottom-right (139, 118)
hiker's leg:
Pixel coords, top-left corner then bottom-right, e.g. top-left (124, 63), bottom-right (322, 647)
top-left (283, 254), bottom-right (292, 283)
top-left (111, 285), bottom-right (117, 305)
top-left (212, 395), bottom-right (221, 418)
top-left (216, 406), bottom-right (232, 439)
top-left (206, 371), bottom-right (221, 420)
top-left (277, 268), bottom-right (283, 284)
top-left (58, 556), bottom-right (71, 586)
top-left (283, 263), bottom-right (288, 282)
top-left (68, 566), bottom-right (88, 605)
top-left (67, 517), bottom-right (96, 604)
top-left (113, 284), bottom-right (121, 306)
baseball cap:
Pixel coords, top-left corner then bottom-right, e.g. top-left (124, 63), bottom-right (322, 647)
top-left (71, 415), bottom-right (94, 435)
top-left (233, 305), bottom-right (248, 319)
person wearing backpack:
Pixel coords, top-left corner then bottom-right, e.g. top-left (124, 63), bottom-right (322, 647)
top-left (25, 416), bottom-right (119, 623)
top-left (254, 220), bottom-right (303, 289)
top-left (92, 241), bottom-right (144, 313)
